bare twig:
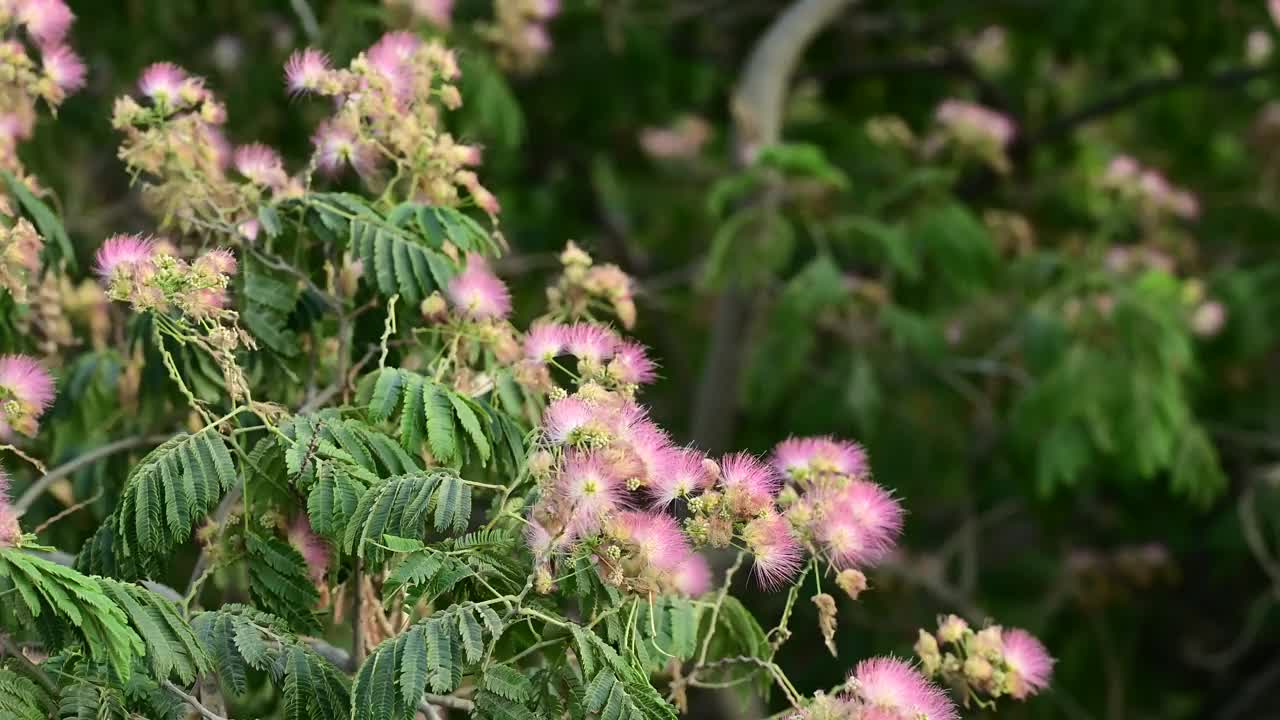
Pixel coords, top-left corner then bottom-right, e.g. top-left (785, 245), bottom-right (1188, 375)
top-left (163, 680), bottom-right (230, 720)
top-left (0, 634), bottom-right (56, 695)
top-left (14, 434), bottom-right (172, 516)
top-left (31, 489), bottom-right (103, 534)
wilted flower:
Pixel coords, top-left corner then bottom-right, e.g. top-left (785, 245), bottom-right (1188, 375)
top-left (0, 466), bottom-right (21, 546)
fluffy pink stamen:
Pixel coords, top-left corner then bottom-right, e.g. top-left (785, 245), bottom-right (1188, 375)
top-left (1001, 628), bottom-right (1054, 698)
top-left (447, 255), bottom-right (511, 320)
top-left (41, 44), bottom-right (86, 93)
top-left (284, 48), bottom-right (331, 95)
top-left (94, 234), bottom-right (155, 277)
top-left (852, 657), bottom-right (958, 720)
top-left (742, 513), bottom-right (803, 588)
top-left (611, 510), bottom-right (690, 572)
top-left (608, 341), bottom-right (657, 385)
top-left (565, 323), bottom-right (620, 364)
top-left (647, 447), bottom-right (711, 507)
top-left (524, 321), bottom-right (569, 362)
top-left (718, 452), bottom-right (781, 513)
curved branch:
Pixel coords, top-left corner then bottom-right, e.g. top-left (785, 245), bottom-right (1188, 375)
top-left (14, 434), bottom-right (172, 517)
top-left (691, 0), bottom-right (856, 451)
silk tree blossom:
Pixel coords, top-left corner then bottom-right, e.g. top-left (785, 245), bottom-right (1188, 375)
top-left (41, 44), bottom-right (86, 93)
top-left (718, 452), bottom-right (781, 516)
top-left (1000, 628), bottom-right (1054, 699)
top-left (647, 447), bottom-right (712, 507)
top-left (610, 510), bottom-right (691, 574)
top-left (742, 512), bottom-right (803, 588)
top-left (773, 435), bottom-right (869, 480)
top-left (447, 255), bottom-right (511, 320)
top-left (542, 396), bottom-right (607, 445)
top-left (284, 48), bottom-right (332, 95)
top-left (0, 354), bottom-right (54, 437)
top-left (16, 0), bottom-right (73, 45)
top-left (934, 99), bottom-right (1015, 148)
top-left (672, 553), bottom-right (711, 596)
top-left (607, 341), bottom-right (657, 385)
top-left (559, 450), bottom-right (627, 536)
top-left (233, 143), bottom-right (288, 189)
top-left (311, 119), bottom-right (377, 176)
top-left (850, 657), bottom-right (958, 720)
top-left (0, 467), bottom-right (21, 546)
top-left (138, 62), bottom-right (191, 104)
top-left (565, 322), bottom-right (620, 365)
top-left (817, 480), bottom-right (904, 568)
top-left (524, 321), bottom-right (569, 361)
top-left (95, 233), bottom-right (155, 279)
top-left (286, 514), bottom-right (329, 589)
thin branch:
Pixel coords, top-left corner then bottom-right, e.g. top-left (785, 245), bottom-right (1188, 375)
top-left (163, 680), bottom-right (230, 720)
top-left (422, 694), bottom-right (475, 712)
top-left (0, 634), bottom-right (56, 695)
top-left (14, 434), bottom-right (171, 516)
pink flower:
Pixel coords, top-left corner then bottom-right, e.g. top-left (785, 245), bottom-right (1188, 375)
top-left (718, 452), bottom-right (781, 515)
top-left (772, 435), bottom-right (869, 479)
top-left (608, 341), bottom-right (657, 385)
top-left (0, 467), bottom-right (20, 546)
top-left (648, 447), bottom-right (711, 507)
top-left (524, 321), bottom-right (569, 361)
top-left (529, 0), bottom-right (560, 20)
top-left (311, 119), bottom-right (377, 176)
top-left (41, 44), bottom-right (85, 93)
top-left (1191, 300), bottom-right (1227, 337)
top-left (1271, 0), bottom-right (1280, 29)
top-left (94, 234), bottom-right (154, 277)
top-left (851, 657), bottom-right (958, 720)
top-left (233, 143), bottom-right (287, 188)
top-left (673, 553), bottom-right (711, 596)
top-left (619, 412), bottom-right (671, 484)
top-left (1001, 628), bottom-right (1054, 699)
top-left (817, 480), bottom-right (904, 568)
top-left (0, 354), bottom-right (55, 437)
top-left (935, 99), bottom-right (1015, 148)
top-left (138, 62), bottom-right (189, 102)
top-left (542, 397), bottom-right (600, 444)
top-left (559, 451), bottom-right (625, 535)
top-left (742, 513), bottom-right (803, 588)
top-left (565, 323), bottom-right (620, 364)
top-left (523, 24), bottom-right (551, 54)
top-left (367, 31), bottom-right (420, 98)
top-left (16, 0), bottom-right (73, 45)
top-left (284, 48), bottom-right (331, 95)
top-left (286, 514), bottom-right (330, 588)
top-left (447, 255), bottom-right (511, 320)
top-left (610, 510), bottom-right (691, 573)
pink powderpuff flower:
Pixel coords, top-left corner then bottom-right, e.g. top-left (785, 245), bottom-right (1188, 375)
top-left (565, 323), bottom-right (620, 364)
top-left (138, 62), bottom-right (188, 102)
top-left (611, 510), bottom-right (691, 573)
top-left (529, 0), bottom-right (560, 20)
top-left (1000, 628), bottom-right (1054, 699)
top-left (286, 514), bottom-right (330, 588)
top-left (559, 450), bottom-right (626, 536)
top-left (620, 415), bottom-right (671, 485)
top-left (935, 99), bottom-right (1015, 148)
top-left (0, 467), bottom-right (22, 546)
top-left (542, 396), bottom-right (601, 444)
top-left (523, 24), bottom-right (552, 54)
top-left (233, 143), bottom-right (288, 189)
top-left (0, 354), bottom-right (55, 437)
top-left (16, 0), bottom-right (73, 45)
top-left (311, 120), bottom-right (378, 177)
top-left (94, 234), bottom-right (155, 277)
top-left (607, 341), bottom-right (657, 385)
top-left (672, 553), bottom-right (711, 596)
top-left (718, 452), bottom-right (781, 515)
top-left (367, 31), bottom-right (420, 99)
top-left (818, 480), bottom-right (904, 568)
top-left (41, 44), bottom-right (86, 93)
top-left (523, 321), bottom-right (569, 362)
top-left (772, 435), bottom-right (869, 479)
top-left (447, 255), bottom-right (511, 320)
top-left (647, 447), bottom-right (711, 507)
top-left (524, 520), bottom-right (570, 557)
top-left (284, 48), bottom-right (331, 95)
top-left (852, 657), bottom-right (958, 720)
top-left (742, 513), bottom-right (803, 588)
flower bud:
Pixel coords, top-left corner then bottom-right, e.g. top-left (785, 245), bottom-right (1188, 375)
top-left (937, 614), bottom-right (969, 644)
top-left (963, 655), bottom-right (993, 684)
top-left (835, 568), bottom-right (867, 600)
top-left (420, 292), bottom-right (448, 321)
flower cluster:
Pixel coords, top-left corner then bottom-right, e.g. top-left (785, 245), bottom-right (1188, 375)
top-left (518, 303), bottom-right (905, 595)
top-left (113, 62), bottom-right (299, 238)
top-left (0, 352), bottom-right (53, 437)
top-left (915, 615), bottom-right (1054, 703)
top-left (1101, 154), bottom-right (1199, 221)
top-left (930, 99), bottom-right (1016, 173)
top-left (0, 0), bottom-right (85, 169)
top-left (795, 657), bottom-right (958, 720)
top-left (286, 33), bottom-right (500, 220)
top-left (0, 214), bottom-right (39, 302)
top-left (545, 241), bottom-right (638, 329)
top-left (0, 465), bottom-right (21, 546)
top-left (483, 0), bottom-right (559, 73)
